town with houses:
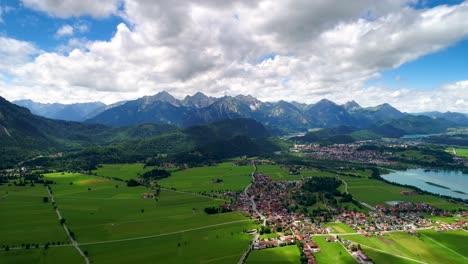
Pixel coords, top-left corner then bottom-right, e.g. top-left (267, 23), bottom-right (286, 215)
top-left (224, 161), bottom-right (468, 264)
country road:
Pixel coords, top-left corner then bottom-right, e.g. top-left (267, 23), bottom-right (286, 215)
top-left (238, 164), bottom-right (262, 264)
top-left (46, 186), bottom-right (90, 264)
top-left (336, 175), bottom-right (348, 194)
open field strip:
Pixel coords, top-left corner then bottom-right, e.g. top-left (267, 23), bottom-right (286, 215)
top-left (341, 231), bottom-right (467, 264)
top-left (0, 185), bottom-right (69, 246)
top-left (313, 236), bottom-right (356, 264)
top-left (420, 234), bottom-right (467, 260)
top-left (92, 163), bottom-right (155, 181)
top-left (246, 245), bottom-right (301, 264)
top-left (341, 175), bottom-right (464, 210)
top-left (358, 243), bottom-right (427, 264)
top-left (37, 171), bottom-right (258, 263)
top-left (45, 186), bottom-right (89, 264)
top-left (159, 162), bottom-right (253, 193)
top-left (79, 219), bottom-right (252, 246)
top-left (161, 187), bottom-right (227, 201)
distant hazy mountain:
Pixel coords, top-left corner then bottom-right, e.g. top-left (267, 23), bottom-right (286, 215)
top-left (85, 91), bottom-right (423, 132)
top-left (13, 99), bottom-right (105, 122)
top-left (293, 115), bottom-right (458, 144)
top-left (416, 111), bottom-right (468, 126)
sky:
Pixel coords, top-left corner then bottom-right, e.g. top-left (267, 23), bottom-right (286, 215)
top-left (0, 0), bottom-right (467, 113)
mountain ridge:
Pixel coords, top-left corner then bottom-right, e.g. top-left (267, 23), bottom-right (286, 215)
top-left (14, 91), bottom-right (468, 133)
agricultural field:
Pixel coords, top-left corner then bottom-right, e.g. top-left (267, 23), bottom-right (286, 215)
top-left (0, 184), bottom-right (68, 247)
top-left (342, 231), bottom-right (467, 264)
top-left (10, 171), bottom-right (256, 264)
top-left (312, 236), bottom-right (356, 264)
top-left (81, 221), bottom-right (255, 264)
top-left (92, 163), bottom-right (154, 181)
top-left (159, 162), bottom-right (253, 193)
top-left (247, 245), bottom-right (301, 264)
top-left (43, 172), bottom-right (252, 242)
top-left (418, 229), bottom-right (468, 258)
top-left (341, 175), bottom-right (464, 210)
top-left (0, 246), bottom-right (83, 264)
top-left (322, 223), bottom-right (355, 234)
top-left (256, 165), bottom-right (335, 181)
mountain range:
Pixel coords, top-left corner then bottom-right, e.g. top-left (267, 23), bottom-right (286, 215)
top-left (13, 100), bottom-right (106, 122)
top-left (14, 92), bottom-right (468, 133)
top-left (0, 96), bottom-right (276, 168)
top-left (84, 92), bottom-right (408, 132)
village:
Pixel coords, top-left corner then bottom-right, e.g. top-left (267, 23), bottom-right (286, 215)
top-left (291, 143), bottom-right (468, 168)
top-left (230, 166), bottom-right (468, 264)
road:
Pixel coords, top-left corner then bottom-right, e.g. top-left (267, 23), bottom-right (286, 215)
top-left (237, 234), bottom-right (259, 264)
top-left (245, 164), bottom-right (266, 226)
top-left (336, 175), bottom-right (348, 194)
top-left (360, 202), bottom-right (376, 210)
top-left (46, 186), bottom-right (90, 264)
top-left (238, 164), bottom-right (262, 264)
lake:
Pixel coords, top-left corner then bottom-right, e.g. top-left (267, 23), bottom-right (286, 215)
top-left (381, 168), bottom-right (468, 200)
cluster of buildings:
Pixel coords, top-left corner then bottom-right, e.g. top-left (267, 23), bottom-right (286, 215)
top-left (297, 144), bottom-right (395, 165)
top-left (229, 171), bottom-right (467, 264)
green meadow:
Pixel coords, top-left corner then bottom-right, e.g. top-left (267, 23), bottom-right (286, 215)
top-left (81, 222), bottom-right (255, 264)
top-left (342, 231), bottom-right (467, 264)
top-left (312, 236), bottom-right (356, 264)
top-left (418, 229), bottom-right (468, 258)
top-left (0, 184), bottom-right (68, 247)
top-left (159, 162), bottom-right (253, 193)
top-left (341, 175), bottom-right (463, 210)
top-left (92, 163), bottom-right (154, 181)
top-left (43, 172), bottom-right (252, 242)
top-left (2, 171), bottom-right (256, 264)
top-left (247, 245), bottom-right (301, 264)
top-left (0, 246), bottom-right (83, 264)
top-left (256, 165), bottom-right (335, 181)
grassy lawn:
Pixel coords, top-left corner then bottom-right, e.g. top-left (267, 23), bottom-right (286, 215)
top-left (312, 236), bottom-right (356, 264)
top-left (92, 163), bottom-right (154, 181)
top-left (247, 245), bottom-right (301, 264)
top-left (0, 246), bottom-right (83, 264)
top-left (341, 176), bottom-right (464, 210)
top-left (323, 223), bottom-right (355, 233)
top-left (0, 184), bottom-right (69, 247)
top-left (342, 231), bottom-right (467, 264)
top-left (159, 162), bottom-right (253, 193)
top-left (82, 222), bottom-right (255, 264)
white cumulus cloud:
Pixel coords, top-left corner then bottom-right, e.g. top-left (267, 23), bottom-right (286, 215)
top-left (1, 0), bottom-right (467, 113)
top-left (55, 24), bottom-right (74, 38)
